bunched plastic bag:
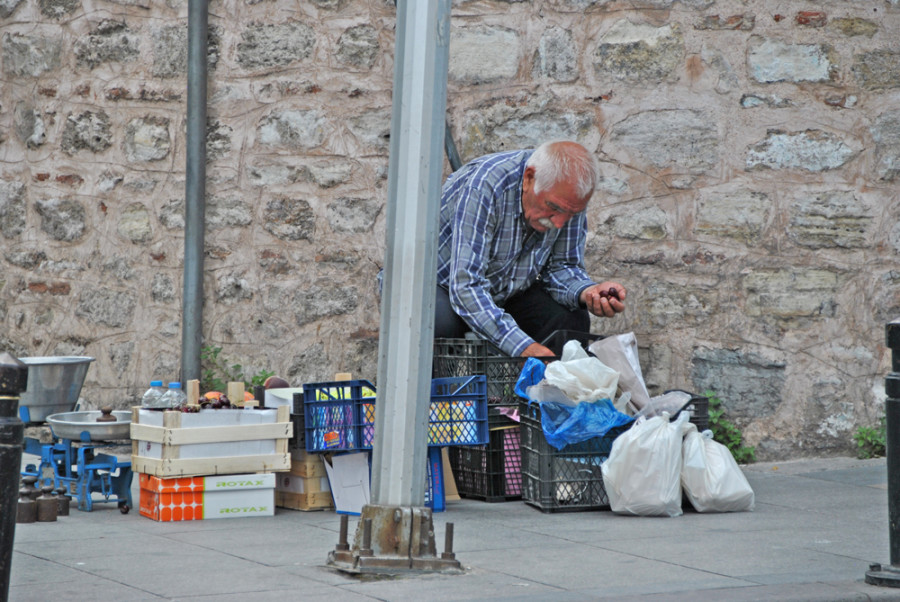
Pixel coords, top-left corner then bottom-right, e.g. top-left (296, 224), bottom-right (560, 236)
top-left (601, 412), bottom-right (691, 517)
top-left (536, 399), bottom-right (633, 450)
top-left (681, 426), bottom-right (755, 513)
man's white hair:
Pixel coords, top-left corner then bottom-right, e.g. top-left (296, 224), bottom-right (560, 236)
top-left (526, 140), bottom-right (599, 199)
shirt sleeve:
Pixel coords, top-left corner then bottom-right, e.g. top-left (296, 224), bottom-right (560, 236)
top-left (447, 182), bottom-right (535, 357)
top-left (541, 212), bottom-right (596, 308)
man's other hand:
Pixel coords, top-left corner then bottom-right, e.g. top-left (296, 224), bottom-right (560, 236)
top-left (580, 282), bottom-right (626, 318)
top-left (521, 342), bottom-right (555, 358)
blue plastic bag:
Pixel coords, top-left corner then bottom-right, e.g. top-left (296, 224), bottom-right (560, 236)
top-left (515, 357), bottom-right (547, 399)
top-left (537, 399), bottom-right (634, 450)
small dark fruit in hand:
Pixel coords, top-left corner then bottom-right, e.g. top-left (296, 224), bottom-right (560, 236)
top-left (607, 288), bottom-right (620, 300)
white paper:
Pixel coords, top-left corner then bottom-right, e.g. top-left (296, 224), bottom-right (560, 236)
top-left (324, 452), bottom-right (370, 515)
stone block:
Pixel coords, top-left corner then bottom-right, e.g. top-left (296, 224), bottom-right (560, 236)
top-left (74, 20), bottom-right (139, 69)
top-left (35, 198), bottom-right (86, 242)
top-left (61, 110), bottom-right (112, 155)
top-left (642, 281), bottom-right (717, 328)
top-left (533, 26), bottom-right (577, 82)
top-left (0, 180), bottom-right (26, 239)
top-left (695, 190), bottom-right (770, 244)
top-left (690, 347), bottom-right (786, 419)
top-left (263, 198), bottom-right (315, 241)
top-left (117, 203), bottom-right (152, 243)
top-left (0, 0), bottom-right (24, 18)
top-left (293, 283), bottom-right (358, 326)
top-left (852, 50), bottom-right (900, 91)
top-left (75, 288), bottom-right (136, 328)
top-left (2, 32), bottom-right (61, 77)
top-left (787, 191), bottom-right (873, 249)
top-left (611, 206), bottom-right (668, 240)
top-left (124, 116), bottom-right (171, 162)
top-left (14, 102), bottom-right (46, 149)
top-left (746, 129), bottom-right (857, 172)
top-left (449, 25), bottom-right (520, 84)
top-left (327, 198), bottom-right (381, 233)
top-left (871, 110), bottom-right (900, 182)
top-left (747, 36), bottom-right (837, 83)
top-left (348, 109), bottom-right (391, 151)
top-left (257, 110), bottom-right (326, 149)
top-left (741, 268), bottom-right (839, 319)
top-left (207, 197), bottom-right (252, 228)
top-left (39, 0), bottom-right (79, 18)
top-left (336, 24), bottom-right (379, 69)
top-left (611, 109), bottom-right (718, 173)
top-left (237, 21), bottom-right (315, 70)
top-left (829, 17), bottom-right (878, 38)
top-left (593, 20), bottom-right (684, 83)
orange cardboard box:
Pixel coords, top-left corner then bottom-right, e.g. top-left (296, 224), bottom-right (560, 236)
top-left (139, 472), bottom-right (275, 522)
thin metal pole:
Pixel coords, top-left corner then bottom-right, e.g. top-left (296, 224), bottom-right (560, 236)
top-left (181, 0), bottom-right (208, 383)
top-left (371, 0), bottom-right (450, 506)
top-left (866, 319), bottom-right (900, 587)
top-left (0, 354), bottom-right (28, 600)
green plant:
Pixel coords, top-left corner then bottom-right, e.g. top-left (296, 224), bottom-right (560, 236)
top-left (200, 345), bottom-right (274, 392)
top-left (853, 416), bottom-right (886, 459)
top-left (706, 390), bottom-right (756, 464)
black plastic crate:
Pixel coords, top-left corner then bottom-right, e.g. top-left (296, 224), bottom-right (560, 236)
top-left (666, 390), bottom-right (710, 432)
top-left (447, 422), bottom-right (522, 502)
top-left (519, 400), bottom-right (632, 513)
top-left (433, 337), bottom-right (526, 427)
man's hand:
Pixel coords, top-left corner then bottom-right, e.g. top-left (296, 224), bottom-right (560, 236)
top-left (581, 282), bottom-right (626, 318)
top-left (521, 342), bottom-right (555, 358)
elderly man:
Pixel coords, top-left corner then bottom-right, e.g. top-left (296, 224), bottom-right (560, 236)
top-left (435, 140), bottom-right (626, 358)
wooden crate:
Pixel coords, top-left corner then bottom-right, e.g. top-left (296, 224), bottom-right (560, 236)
top-left (131, 406), bottom-right (291, 478)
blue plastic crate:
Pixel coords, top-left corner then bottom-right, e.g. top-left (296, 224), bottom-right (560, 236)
top-left (302, 376), bottom-right (488, 453)
top-left (303, 380), bottom-right (376, 453)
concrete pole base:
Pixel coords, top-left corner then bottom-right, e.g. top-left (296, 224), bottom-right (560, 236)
top-left (866, 563), bottom-right (900, 587)
top-left (326, 504), bottom-right (462, 575)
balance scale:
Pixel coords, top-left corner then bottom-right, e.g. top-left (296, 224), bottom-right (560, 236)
top-left (21, 407), bottom-right (134, 513)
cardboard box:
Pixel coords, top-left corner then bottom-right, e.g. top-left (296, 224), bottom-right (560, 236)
top-left (131, 406), bottom-right (291, 478)
top-left (288, 449), bottom-right (328, 478)
top-left (139, 472), bottom-right (275, 521)
top-left (275, 490), bottom-right (333, 511)
top-left (275, 473), bottom-right (330, 495)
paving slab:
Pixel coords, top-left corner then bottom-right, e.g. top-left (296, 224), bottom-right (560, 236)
top-left (8, 454), bottom-right (899, 601)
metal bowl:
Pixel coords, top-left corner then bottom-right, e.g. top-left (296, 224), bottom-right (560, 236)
top-left (18, 356), bottom-right (95, 423)
top-left (46, 410), bottom-right (132, 441)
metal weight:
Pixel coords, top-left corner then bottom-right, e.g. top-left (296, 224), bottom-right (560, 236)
top-left (36, 486), bottom-right (58, 522)
top-left (16, 487), bottom-right (36, 524)
top-left (56, 488), bottom-right (70, 517)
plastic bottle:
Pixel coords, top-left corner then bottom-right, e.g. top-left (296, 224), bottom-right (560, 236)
top-left (157, 382), bottom-right (187, 409)
top-left (141, 380), bottom-right (167, 409)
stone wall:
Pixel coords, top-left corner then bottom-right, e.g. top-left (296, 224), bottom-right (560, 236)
top-left (1, 0), bottom-right (898, 460)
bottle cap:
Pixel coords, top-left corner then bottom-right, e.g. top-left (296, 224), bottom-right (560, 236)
top-left (169, 382), bottom-right (182, 389)
top-left (150, 380), bottom-right (163, 387)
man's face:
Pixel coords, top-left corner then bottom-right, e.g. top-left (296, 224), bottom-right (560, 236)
top-left (521, 166), bottom-right (589, 232)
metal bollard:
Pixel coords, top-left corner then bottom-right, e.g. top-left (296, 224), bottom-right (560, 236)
top-left (0, 352), bottom-right (28, 599)
top-left (867, 320), bottom-right (900, 587)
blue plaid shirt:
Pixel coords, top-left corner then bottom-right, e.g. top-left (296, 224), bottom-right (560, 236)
top-left (437, 149), bottom-right (596, 356)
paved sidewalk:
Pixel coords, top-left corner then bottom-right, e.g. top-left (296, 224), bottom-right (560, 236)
top-left (8, 455), bottom-right (899, 601)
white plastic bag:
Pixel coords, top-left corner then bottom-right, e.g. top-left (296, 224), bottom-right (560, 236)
top-left (588, 333), bottom-right (651, 412)
top-left (543, 340), bottom-right (618, 403)
top-left (601, 412), bottom-right (691, 517)
top-left (681, 427), bottom-right (755, 513)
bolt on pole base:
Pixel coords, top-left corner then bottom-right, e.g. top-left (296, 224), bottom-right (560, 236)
top-left (866, 563), bottom-right (900, 587)
top-left (327, 504), bottom-right (462, 575)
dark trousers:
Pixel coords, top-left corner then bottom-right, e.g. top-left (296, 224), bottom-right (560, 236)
top-left (434, 283), bottom-right (589, 347)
